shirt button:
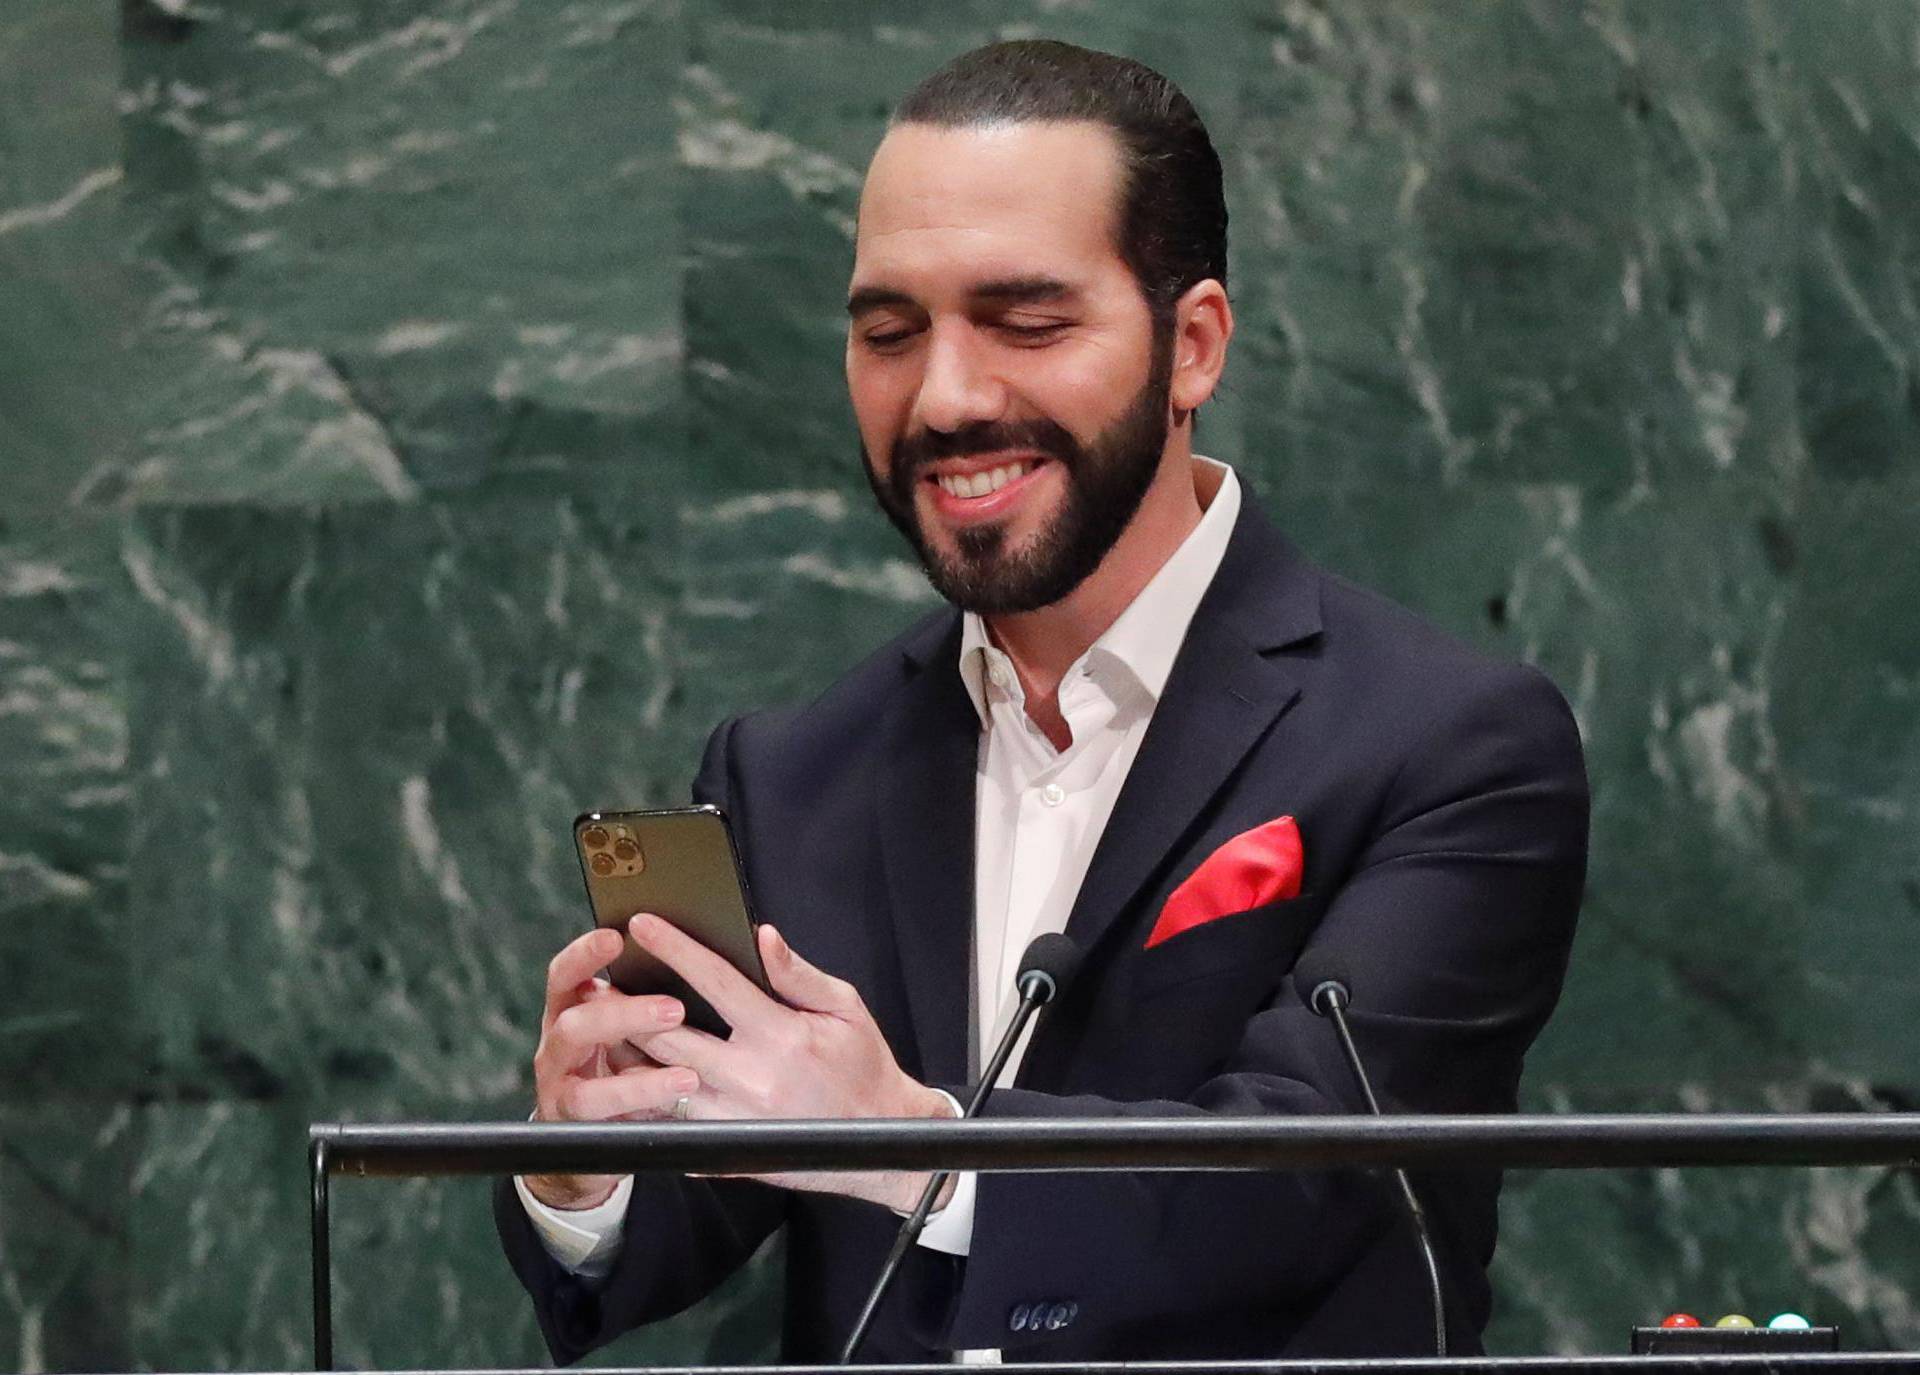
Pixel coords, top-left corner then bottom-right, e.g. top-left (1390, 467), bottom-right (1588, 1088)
top-left (989, 662), bottom-right (1013, 689)
top-left (1040, 783), bottom-right (1066, 807)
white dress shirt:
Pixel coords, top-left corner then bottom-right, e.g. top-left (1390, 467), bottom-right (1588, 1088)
top-left (517, 462), bottom-right (1243, 1350)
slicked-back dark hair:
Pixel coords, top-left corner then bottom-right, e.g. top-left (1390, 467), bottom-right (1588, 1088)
top-left (892, 39), bottom-right (1227, 330)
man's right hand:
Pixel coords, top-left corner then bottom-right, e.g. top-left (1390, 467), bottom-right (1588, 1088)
top-left (523, 926), bottom-right (698, 1211)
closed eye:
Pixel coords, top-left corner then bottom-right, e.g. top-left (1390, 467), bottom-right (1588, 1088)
top-left (998, 322), bottom-right (1070, 343)
top-left (861, 326), bottom-right (922, 350)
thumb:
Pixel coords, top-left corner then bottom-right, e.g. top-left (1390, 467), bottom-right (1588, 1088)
top-left (759, 925), bottom-right (857, 1016)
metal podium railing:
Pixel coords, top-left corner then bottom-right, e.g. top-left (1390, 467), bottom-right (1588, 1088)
top-left (308, 1114), bottom-right (1920, 1372)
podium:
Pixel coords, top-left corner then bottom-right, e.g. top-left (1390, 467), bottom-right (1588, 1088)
top-left (308, 1114), bottom-right (1920, 1372)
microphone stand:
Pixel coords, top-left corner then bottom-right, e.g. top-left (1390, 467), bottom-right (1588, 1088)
top-left (838, 967), bottom-right (1058, 1364)
top-left (1309, 979), bottom-right (1447, 1358)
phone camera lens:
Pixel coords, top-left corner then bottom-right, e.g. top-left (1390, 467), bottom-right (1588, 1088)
top-left (590, 852), bottom-right (615, 876)
top-left (613, 838), bottom-right (639, 862)
top-left (582, 826), bottom-right (610, 849)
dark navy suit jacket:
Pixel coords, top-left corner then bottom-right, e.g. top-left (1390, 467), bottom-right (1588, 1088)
top-left (496, 495), bottom-right (1590, 1362)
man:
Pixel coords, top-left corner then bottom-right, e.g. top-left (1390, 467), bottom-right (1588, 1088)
top-left (496, 39), bottom-right (1588, 1363)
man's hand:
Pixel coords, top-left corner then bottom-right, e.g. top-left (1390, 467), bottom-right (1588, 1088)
top-left (632, 913), bottom-right (957, 1212)
top-left (523, 926), bottom-right (699, 1211)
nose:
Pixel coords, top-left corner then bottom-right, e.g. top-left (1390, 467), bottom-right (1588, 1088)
top-left (911, 323), bottom-right (1008, 435)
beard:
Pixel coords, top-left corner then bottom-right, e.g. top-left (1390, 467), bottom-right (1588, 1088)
top-left (862, 340), bottom-right (1174, 617)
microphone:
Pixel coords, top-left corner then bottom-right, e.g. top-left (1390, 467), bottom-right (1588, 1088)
top-left (1296, 963), bottom-right (1448, 1358)
top-left (839, 933), bottom-right (1083, 1364)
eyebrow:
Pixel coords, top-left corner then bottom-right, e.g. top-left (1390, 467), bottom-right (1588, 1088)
top-left (845, 275), bottom-right (1077, 317)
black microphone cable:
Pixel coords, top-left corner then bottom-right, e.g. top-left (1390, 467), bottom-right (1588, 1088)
top-left (838, 932), bottom-right (1084, 1364)
top-left (1301, 971), bottom-right (1448, 1359)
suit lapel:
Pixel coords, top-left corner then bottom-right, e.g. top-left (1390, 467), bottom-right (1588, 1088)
top-left (876, 612), bottom-right (977, 1088)
top-left (1062, 501), bottom-right (1323, 964)
top-left (872, 502), bottom-right (1323, 1083)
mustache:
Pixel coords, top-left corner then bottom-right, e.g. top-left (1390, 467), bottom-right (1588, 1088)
top-left (888, 419), bottom-right (1081, 485)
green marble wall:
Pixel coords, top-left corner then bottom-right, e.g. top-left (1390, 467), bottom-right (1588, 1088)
top-left (2, 0), bottom-right (1916, 1367)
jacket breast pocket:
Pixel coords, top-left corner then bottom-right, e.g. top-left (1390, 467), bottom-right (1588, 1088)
top-left (1129, 891), bottom-right (1330, 1001)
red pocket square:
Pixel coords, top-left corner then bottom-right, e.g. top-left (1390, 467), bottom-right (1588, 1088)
top-left (1146, 815), bottom-right (1304, 949)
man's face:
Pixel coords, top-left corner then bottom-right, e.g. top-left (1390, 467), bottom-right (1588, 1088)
top-left (846, 121), bottom-right (1171, 615)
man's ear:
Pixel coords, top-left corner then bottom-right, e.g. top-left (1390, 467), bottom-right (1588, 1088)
top-left (1169, 278), bottom-right (1233, 419)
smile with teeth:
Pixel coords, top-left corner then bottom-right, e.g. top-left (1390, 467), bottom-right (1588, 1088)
top-left (933, 460), bottom-right (1035, 500)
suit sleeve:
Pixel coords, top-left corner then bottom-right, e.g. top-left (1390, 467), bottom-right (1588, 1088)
top-left (493, 716), bottom-right (790, 1364)
top-left (933, 664), bottom-right (1589, 1353)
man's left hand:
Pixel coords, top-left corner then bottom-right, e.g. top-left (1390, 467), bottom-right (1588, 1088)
top-left (630, 912), bottom-right (956, 1213)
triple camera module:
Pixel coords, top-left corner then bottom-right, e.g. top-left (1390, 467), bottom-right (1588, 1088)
top-left (579, 819), bottom-right (645, 878)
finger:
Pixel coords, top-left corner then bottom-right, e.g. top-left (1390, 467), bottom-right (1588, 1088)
top-left (629, 912), bottom-right (781, 1034)
top-left (606, 1036), bottom-right (658, 1073)
top-left (543, 992), bottom-right (686, 1069)
top-left (758, 925), bottom-right (858, 1016)
top-left (563, 1064), bottom-right (699, 1122)
top-left (643, 1025), bottom-right (738, 1092)
top-left (543, 928), bottom-right (624, 1027)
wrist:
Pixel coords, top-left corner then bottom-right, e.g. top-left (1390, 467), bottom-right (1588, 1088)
top-left (909, 1081), bottom-right (960, 1120)
top-left (890, 1089), bottom-right (958, 1213)
top-left (883, 1168), bottom-right (953, 1216)
top-left (524, 1173), bottom-right (619, 1212)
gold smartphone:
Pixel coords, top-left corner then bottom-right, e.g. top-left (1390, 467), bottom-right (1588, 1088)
top-left (573, 805), bottom-right (771, 1037)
